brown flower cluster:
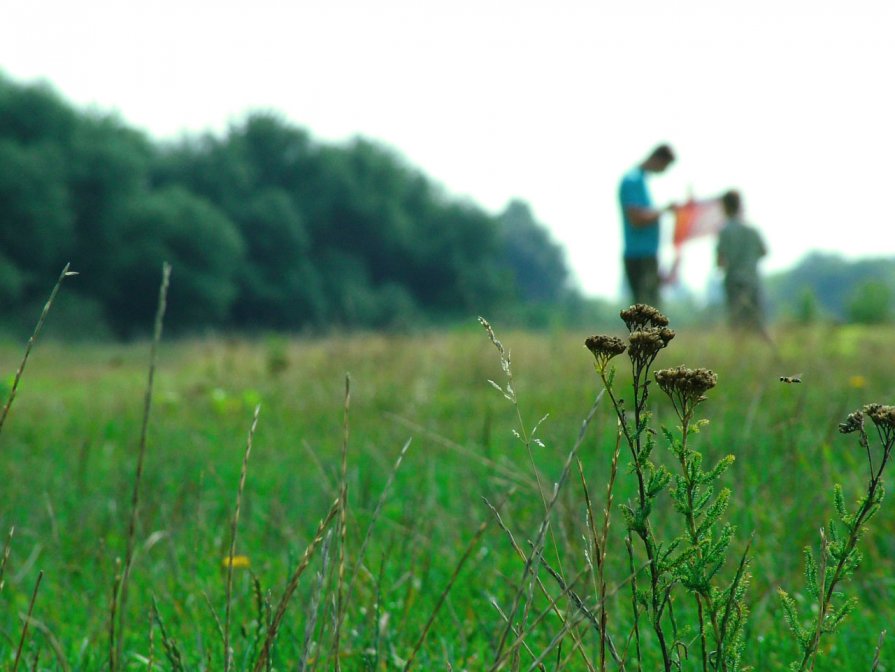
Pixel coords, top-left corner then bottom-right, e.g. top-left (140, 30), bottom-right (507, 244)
top-left (620, 304), bottom-right (669, 332)
top-left (655, 366), bottom-right (717, 406)
top-left (838, 410), bottom-right (864, 434)
top-left (839, 404), bottom-right (895, 436)
top-left (585, 334), bottom-right (627, 359)
top-left (628, 326), bottom-right (676, 363)
top-left (864, 404), bottom-right (895, 429)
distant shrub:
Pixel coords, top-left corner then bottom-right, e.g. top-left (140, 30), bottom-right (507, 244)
top-left (847, 280), bottom-right (892, 324)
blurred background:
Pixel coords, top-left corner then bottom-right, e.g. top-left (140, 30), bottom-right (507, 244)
top-left (1, 0), bottom-right (893, 338)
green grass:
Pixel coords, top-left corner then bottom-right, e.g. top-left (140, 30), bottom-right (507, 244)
top-left (1, 322), bottom-right (894, 670)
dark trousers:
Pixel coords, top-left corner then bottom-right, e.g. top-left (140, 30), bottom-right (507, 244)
top-left (725, 280), bottom-right (764, 331)
top-left (624, 256), bottom-right (660, 307)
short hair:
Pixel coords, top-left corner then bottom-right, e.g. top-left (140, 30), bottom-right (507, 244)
top-left (648, 144), bottom-right (675, 163)
top-left (721, 190), bottom-right (741, 216)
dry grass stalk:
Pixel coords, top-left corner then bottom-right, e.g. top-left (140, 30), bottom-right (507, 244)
top-left (344, 437), bottom-right (412, 607)
top-left (114, 262), bottom-right (171, 670)
top-left (224, 403), bottom-right (261, 671)
top-left (499, 566), bottom-right (596, 672)
top-left (0, 526), bottom-right (13, 593)
top-left (253, 497), bottom-right (341, 672)
top-left (108, 559), bottom-right (122, 672)
top-left (202, 591), bottom-right (225, 652)
top-left (402, 501), bottom-right (500, 672)
top-left (147, 609), bottom-right (155, 672)
top-left (489, 598), bottom-right (546, 672)
top-left (299, 530), bottom-right (334, 672)
top-left (871, 630), bottom-right (886, 671)
top-left (24, 615), bottom-right (71, 672)
top-left (151, 596), bottom-right (185, 671)
top-left (597, 426), bottom-right (623, 671)
top-left (332, 373), bottom-right (351, 670)
top-left (484, 495), bottom-right (598, 671)
top-left (386, 413), bottom-right (538, 492)
top-left (490, 391), bottom-right (604, 668)
top-left (523, 610), bottom-right (592, 672)
top-left (0, 264), bottom-right (76, 439)
top-left (12, 570), bottom-right (43, 672)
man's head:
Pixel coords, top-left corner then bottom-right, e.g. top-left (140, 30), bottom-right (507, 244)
top-left (642, 144), bottom-right (675, 173)
top-left (721, 190), bottom-right (742, 217)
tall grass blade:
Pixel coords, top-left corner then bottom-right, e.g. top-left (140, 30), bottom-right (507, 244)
top-left (253, 497), bottom-right (341, 672)
top-left (0, 264), bottom-right (76, 439)
top-left (0, 526), bottom-right (13, 593)
top-left (402, 506), bottom-right (495, 672)
top-left (114, 262), bottom-right (171, 670)
top-left (12, 570), bottom-right (43, 672)
top-left (224, 404), bottom-right (261, 671)
top-left (333, 374), bottom-right (350, 670)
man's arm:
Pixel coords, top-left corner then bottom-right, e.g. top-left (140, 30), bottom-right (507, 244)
top-left (625, 205), bottom-right (663, 227)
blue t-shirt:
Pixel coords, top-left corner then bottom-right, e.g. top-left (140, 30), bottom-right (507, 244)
top-left (619, 167), bottom-right (659, 258)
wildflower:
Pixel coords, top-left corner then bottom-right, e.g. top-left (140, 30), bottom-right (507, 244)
top-left (620, 304), bottom-right (669, 332)
top-left (864, 404), bottom-right (895, 429)
top-left (838, 410), bottom-right (864, 434)
top-left (849, 375), bottom-right (867, 389)
top-left (655, 366), bottom-right (717, 420)
top-left (222, 555), bottom-right (251, 569)
top-left (585, 334), bottom-right (626, 371)
top-left (628, 327), bottom-right (675, 365)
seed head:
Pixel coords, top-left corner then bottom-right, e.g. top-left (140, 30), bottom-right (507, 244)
top-left (864, 404), bottom-right (895, 429)
top-left (628, 327), bottom-right (675, 363)
top-left (620, 304), bottom-right (669, 331)
top-left (585, 334), bottom-right (627, 372)
top-left (655, 366), bottom-right (717, 405)
top-left (838, 410), bottom-right (864, 434)
top-left (585, 334), bottom-right (627, 359)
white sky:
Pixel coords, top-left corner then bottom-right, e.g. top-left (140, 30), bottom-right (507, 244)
top-left (2, 0), bottom-right (893, 301)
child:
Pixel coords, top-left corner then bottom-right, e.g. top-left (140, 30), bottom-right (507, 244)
top-left (716, 190), bottom-right (768, 333)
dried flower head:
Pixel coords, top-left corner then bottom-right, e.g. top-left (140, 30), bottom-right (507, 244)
top-left (620, 304), bottom-right (669, 332)
top-left (838, 410), bottom-right (864, 434)
top-left (655, 365), bottom-right (717, 407)
top-left (864, 404), bottom-right (895, 429)
top-left (585, 334), bottom-right (627, 370)
top-left (628, 327), bottom-right (675, 365)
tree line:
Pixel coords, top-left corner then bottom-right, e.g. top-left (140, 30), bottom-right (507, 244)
top-left (0, 73), bottom-right (579, 337)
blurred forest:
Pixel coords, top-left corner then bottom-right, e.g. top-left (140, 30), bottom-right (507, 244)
top-left (0, 74), bottom-right (615, 338)
top-left (2, 74), bottom-right (893, 339)
top-left (766, 252), bottom-right (895, 325)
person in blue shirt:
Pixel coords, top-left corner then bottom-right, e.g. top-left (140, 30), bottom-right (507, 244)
top-left (618, 144), bottom-right (676, 306)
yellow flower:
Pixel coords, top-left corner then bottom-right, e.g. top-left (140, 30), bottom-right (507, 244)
top-left (849, 375), bottom-right (867, 389)
top-left (222, 555), bottom-right (251, 569)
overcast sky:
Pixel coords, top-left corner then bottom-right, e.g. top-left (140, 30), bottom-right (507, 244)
top-left (2, 0), bottom-right (893, 300)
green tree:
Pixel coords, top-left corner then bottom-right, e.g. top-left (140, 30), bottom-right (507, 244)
top-left (0, 139), bottom-right (73, 299)
top-left (499, 199), bottom-right (568, 302)
top-left (847, 280), bottom-right (891, 324)
top-left (230, 188), bottom-right (325, 328)
top-left (108, 187), bottom-right (245, 334)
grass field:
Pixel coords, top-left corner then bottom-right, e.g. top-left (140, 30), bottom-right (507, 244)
top-left (1, 313), bottom-right (894, 670)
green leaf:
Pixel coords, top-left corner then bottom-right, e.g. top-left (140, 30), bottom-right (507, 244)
top-left (833, 484), bottom-right (848, 524)
top-left (701, 454), bottom-right (736, 484)
top-left (777, 588), bottom-right (811, 648)
top-left (804, 546), bottom-right (819, 601)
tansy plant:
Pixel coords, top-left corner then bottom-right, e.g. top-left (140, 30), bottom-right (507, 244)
top-left (482, 304), bottom-right (891, 672)
top-left (586, 304), bottom-right (748, 672)
top-left (779, 404), bottom-right (895, 671)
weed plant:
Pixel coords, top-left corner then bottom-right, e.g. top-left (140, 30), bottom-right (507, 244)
top-left (480, 305), bottom-right (894, 671)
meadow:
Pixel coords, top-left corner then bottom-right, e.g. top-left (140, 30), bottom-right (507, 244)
top-left (1, 299), bottom-right (894, 670)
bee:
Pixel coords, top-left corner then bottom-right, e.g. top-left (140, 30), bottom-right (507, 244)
top-left (779, 374), bottom-right (803, 384)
